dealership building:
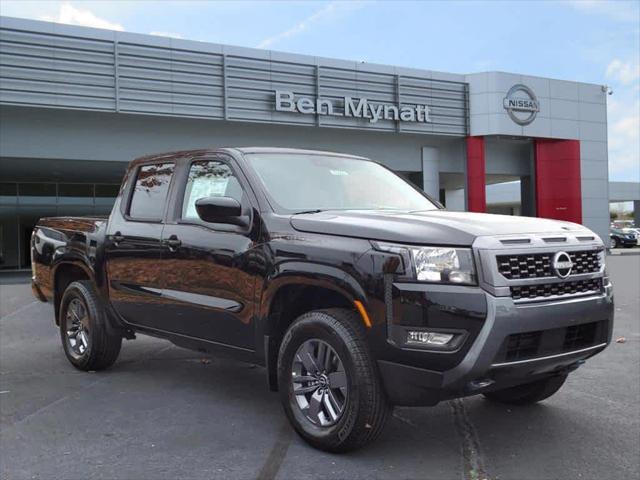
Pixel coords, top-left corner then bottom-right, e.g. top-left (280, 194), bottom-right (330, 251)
top-left (0, 16), bottom-right (621, 270)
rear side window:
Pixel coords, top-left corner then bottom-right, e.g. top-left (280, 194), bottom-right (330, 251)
top-left (182, 160), bottom-right (243, 220)
top-left (129, 163), bottom-right (175, 220)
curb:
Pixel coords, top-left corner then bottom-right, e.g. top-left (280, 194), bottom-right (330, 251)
top-left (607, 249), bottom-right (640, 256)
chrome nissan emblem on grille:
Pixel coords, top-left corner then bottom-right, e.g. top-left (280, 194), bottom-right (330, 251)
top-left (552, 251), bottom-right (573, 278)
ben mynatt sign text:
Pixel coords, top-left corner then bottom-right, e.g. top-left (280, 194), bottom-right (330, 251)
top-left (274, 90), bottom-right (431, 124)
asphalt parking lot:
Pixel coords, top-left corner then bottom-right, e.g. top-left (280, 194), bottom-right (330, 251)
top-left (1, 255), bottom-right (638, 480)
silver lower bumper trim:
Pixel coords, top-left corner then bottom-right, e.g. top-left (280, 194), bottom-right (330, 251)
top-left (491, 342), bottom-right (608, 368)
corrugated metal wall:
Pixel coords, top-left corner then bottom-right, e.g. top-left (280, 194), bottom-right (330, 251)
top-left (0, 18), bottom-right (469, 136)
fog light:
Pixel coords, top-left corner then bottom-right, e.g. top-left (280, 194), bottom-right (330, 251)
top-left (407, 331), bottom-right (454, 346)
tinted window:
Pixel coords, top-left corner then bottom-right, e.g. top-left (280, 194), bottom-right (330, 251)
top-left (58, 184), bottom-right (93, 205)
top-left (182, 160), bottom-right (243, 220)
top-left (0, 183), bottom-right (17, 206)
top-left (95, 184), bottom-right (120, 198)
top-left (19, 183), bottom-right (57, 197)
top-left (129, 163), bottom-right (175, 220)
top-left (18, 183), bottom-right (56, 205)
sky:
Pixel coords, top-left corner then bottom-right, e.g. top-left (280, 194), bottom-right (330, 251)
top-left (1, 0), bottom-right (639, 184)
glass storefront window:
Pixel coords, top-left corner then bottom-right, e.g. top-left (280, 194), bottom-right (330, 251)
top-left (0, 183), bottom-right (18, 206)
top-left (58, 184), bottom-right (94, 205)
top-left (95, 184), bottom-right (120, 214)
top-left (95, 184), bottom-right (120, 199)
top-left (18, 183), bottom-right (57, 205)
top-left (1, 181), bottom-right (122, 269)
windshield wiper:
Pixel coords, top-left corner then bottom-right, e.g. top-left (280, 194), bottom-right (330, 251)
top-left (292, 209), bottom-right (325, 215)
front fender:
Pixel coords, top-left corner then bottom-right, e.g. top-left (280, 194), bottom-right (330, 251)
top-left (258, 260), bottom-right (368, 319)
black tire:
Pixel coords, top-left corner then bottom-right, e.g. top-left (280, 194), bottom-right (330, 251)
top-left (277, 308), bottom-right (391, 453)
top-left (59, 280), bottom-right (122, 371)
top-left (483, 374), bottom-right (567, 405)
top-left (611, 237), bottom-right (619, 248)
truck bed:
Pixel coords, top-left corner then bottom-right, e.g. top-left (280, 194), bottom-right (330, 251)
top-left (31, 216), bottom-right (109, 302)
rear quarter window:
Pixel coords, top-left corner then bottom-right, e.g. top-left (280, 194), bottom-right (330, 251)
top-left (128, 163), bottom-right (175, 220)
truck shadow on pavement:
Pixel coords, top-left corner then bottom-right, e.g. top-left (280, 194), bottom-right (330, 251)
top-left (102, 339), bottom-right (586, 479)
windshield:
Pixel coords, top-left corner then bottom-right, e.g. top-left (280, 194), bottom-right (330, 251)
top-left (245, 153), bottom-right (439, 213)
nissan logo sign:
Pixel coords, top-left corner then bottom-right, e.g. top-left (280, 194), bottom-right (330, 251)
top-left (503, 84), bottom-right (539, 126)
top-left (552, 251), bottom-right (573, 279)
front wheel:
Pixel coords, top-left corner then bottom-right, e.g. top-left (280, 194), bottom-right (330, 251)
top-left (483, 374), bottom-right (567, 405)
top-left (60, 280), bottom-right (122, 371)
top-left (277, 308), bottom-right (391, 453)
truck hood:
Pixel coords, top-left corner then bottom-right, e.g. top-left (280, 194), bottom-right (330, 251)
top-left (290, 210), bottom-right (590, 246)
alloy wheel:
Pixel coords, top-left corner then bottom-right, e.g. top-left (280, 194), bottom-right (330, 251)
top-left (65, 298), bottom-right (90, 357)
top-left (291, 339), bottom-right (348, 427)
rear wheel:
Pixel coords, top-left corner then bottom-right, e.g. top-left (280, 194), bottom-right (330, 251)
top-left (60, 281), bottom-right (122, 371)
top-left (277, 308), bottom-right (391, 453)
top-left (483, 374), bottom-right (567, 405)
top-left (611, 237), bottom-right (619, 248)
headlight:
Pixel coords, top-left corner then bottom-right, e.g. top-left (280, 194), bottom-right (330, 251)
top-left (373, 243), bottom-right (477, 285)
top-left (411, 247), bottom-right (476, 284)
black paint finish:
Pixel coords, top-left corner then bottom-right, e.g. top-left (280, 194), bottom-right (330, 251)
top-left (30, 147), bottom-right (614, 406)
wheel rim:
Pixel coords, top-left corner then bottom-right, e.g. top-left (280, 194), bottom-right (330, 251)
top-left (65, 298), bottom-right (90, 357)
top-left (291, 339), bottom-right (348, 427)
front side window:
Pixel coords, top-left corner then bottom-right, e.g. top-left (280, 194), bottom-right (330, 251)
top-left (182, 160), bottom-right (243, 220)
top-left (129, 163), bottom-right (175, 220)
top-left (245, 153), bottom-right (438, 213)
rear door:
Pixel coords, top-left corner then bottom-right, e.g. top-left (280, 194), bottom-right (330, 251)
top-left (104, 161), bottom-right (175, 327)
top-left (158, 156), bottom-right (260, 350)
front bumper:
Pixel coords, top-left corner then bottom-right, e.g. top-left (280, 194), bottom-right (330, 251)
top-left (378, 284), bottom-right (614, 406)
top-left (31, 277), bottom-right (48, 302)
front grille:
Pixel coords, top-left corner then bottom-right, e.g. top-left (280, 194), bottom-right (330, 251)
top-left (511, 278), bottom-right (602, 301)
top-left (568, 250), bottom-right (601, 274)
top-left (497, 249), bottom-right (602, 279)
top-left (495, 320), bottom-right (606, 363)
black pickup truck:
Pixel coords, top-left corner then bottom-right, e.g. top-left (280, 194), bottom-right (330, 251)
top-left (31, 147), bottom-right (614, 452)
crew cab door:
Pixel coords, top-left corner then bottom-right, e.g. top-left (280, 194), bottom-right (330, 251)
top-left (104, 161), bottom-right (175, 327)
top-left (159, 156), bottom-right (260, 350)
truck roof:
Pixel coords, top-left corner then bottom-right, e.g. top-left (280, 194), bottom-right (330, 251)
top-left (130, 147), bottom-right (369, 166)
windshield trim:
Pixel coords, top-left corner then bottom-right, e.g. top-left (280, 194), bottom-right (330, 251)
top-left (241, 152), bottom-right (442, 215)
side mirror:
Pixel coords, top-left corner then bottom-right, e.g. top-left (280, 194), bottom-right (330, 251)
top-left (195, 196), bottom-right (244, 225)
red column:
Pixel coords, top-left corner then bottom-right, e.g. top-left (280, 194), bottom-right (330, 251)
top-left (466, 136), bottom-right (486, 212)
top-left (534, 139), bottom-right (582, 223)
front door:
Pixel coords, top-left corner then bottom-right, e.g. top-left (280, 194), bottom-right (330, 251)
top-left (105, 162), bottom-right (175, 328)
top-left (159, 158), bottom-right (259, 350)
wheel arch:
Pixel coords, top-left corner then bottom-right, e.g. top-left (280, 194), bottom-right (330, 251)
top-left (259, 263), bottom-right (370, 392)
top-left (53, 261), bottom-right (94, 325)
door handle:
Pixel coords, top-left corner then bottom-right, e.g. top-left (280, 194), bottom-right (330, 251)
top-left (111, 232), bottom-right (125, 246)
top-left (164, 235), bottom-right (182, 251)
